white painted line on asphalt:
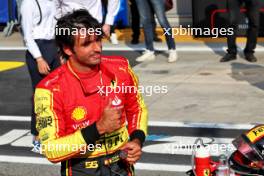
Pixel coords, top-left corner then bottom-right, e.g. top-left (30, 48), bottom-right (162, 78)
top-left (0, 155), bottom-right (59, 165)
top-left (149, 121), bottom-right (254, 130)
top-left (0, 47), bottom-right (26, 51)
top-left (0, 155), bottom-right (190, 172)
top-left (11, 134), bottom-right (32, 147)
top-left (0, 115), bottom-right (255, 129)
top-left (1, 45), bottom-right (264, 52)
top-left (0, 115), bottom-right (31, 121)
top-left (0, 130), bottom-right (29, 145)
top-left (135, 163), bottom-right (191, 172)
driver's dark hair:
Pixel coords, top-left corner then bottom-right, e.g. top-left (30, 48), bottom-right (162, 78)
top-left (55, 9), bottom-right (103, 59)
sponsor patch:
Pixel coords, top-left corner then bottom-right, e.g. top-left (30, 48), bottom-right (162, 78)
top-left (85, 161), bottom-right (99, 169)
top-left (71, 107), bottom-right (87, 122)
top-left (36, 116), bottom-right (53, 130)
top-left (246, 125), bottom-right (264, 142)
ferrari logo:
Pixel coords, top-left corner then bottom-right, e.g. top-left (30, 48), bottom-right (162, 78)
top-left (203, 169), bottom-right (210, 176)
top-left (110, 79), bottom-right (117, 89)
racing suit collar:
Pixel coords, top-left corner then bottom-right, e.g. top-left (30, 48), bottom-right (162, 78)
top-left (66, 61), bottom-right (116, 96)
top-left (66, 60), bottom-right (100, 79)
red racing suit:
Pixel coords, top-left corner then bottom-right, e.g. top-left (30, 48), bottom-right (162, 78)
top-left (34, 56), bottom-right (148, 175)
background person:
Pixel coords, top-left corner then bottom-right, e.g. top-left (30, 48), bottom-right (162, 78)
top-left (55, 0), bottom-right (120, 38)
top-left (102, 0), bottom-right (119, 44)
top-left (129, 0), bottom-right (162, 45)
top-left (3, 0), bottom-right (17, 37)
top-left (220, 0), bottom-right (260, 62)
top-left (135, 0), bottom-right (177, 63)
top-left (20, 0), bottom-right (60, 152)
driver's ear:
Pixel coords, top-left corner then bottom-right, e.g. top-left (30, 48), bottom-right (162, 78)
top-left (63, 46), bottom-right (74, 56)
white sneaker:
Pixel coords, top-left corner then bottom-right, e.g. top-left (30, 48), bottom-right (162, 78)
top-left (7, 20), bottom-right (15, 37)
top-left (3, 22), bottom-right (10, 37)
top-left (136, 50), bottom-right (155, 62)
top-left (168, 49), bottom-right (178, 63)
top-left (110, 33), bottom-right (119, 44)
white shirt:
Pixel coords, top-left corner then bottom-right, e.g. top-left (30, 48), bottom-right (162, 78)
top-left (21, 0), bottom-right (57, 59)
top-left (55, 0), bottom-right (120, 25)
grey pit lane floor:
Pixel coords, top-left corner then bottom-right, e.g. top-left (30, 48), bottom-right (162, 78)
top-left (0, 49), bottom-right (263, 175)
top-left (0, 163), bottom-right (180, 176)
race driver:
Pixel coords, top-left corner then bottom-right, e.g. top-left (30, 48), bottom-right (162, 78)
top-left (34, 9), bottom-right (148, 176)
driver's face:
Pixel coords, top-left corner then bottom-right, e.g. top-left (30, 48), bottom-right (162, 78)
top-left (72, 34), bottom-right (102, 67)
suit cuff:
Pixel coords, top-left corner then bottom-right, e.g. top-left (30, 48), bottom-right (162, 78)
top-left (81, 123), bottom-right (100, 144)
top-left (130, 130), bottom-right (146, 147)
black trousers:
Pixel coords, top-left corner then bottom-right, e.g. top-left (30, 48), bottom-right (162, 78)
top-left (26, 39), bottom-right (60, 136)
top-left (8, 0), bottom-right (15, 21)
top-left (130, 0), bottom-right (140, 40)
top-left (227, 0), bottom-right (260, 55)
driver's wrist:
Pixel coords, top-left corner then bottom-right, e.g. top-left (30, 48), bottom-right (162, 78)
top-left (96, 121), bottom-right (105, 135)
top-left (36, 57), bottom-right (44, 62)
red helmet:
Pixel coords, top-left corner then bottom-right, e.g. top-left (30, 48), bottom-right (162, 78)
top-left (229, 125), bottom-right (264, 175)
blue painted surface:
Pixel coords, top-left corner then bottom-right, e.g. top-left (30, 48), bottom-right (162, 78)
top-left (114, 0), bottom-right (129, 27)
top-left (146, 134), bottom-right (170, 141)
top-left (0, 0), bottom-right (17, 23)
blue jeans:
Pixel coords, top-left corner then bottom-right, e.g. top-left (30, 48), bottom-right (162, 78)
top-left (135, 0), bottom-right (175, 51)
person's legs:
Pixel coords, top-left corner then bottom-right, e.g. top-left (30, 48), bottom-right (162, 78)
top-left (227, 0), bottom-right (241, 55)
top-left (149, 0), bottom-right (175, 50)
top-left (7, 0), bottom-right (16, 36)
top-left (244, 0), bottom-right (259, 61)
top-left (134, 0), bottom-right (154, 51)
top-left (130, 0), bottom-right (140, 44)
top-left (149, 3), bottom-right (161, 42)
top-left (16, 0), bottom-right (23, 22)
top-left (8, 0), bottom-right (13, 21)
top-left (134, 0), bottom-right (155, 62)
top-left (149, 0), bottom-right (177, 62)
top-left (220, 0), bottom-right (241, 62)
